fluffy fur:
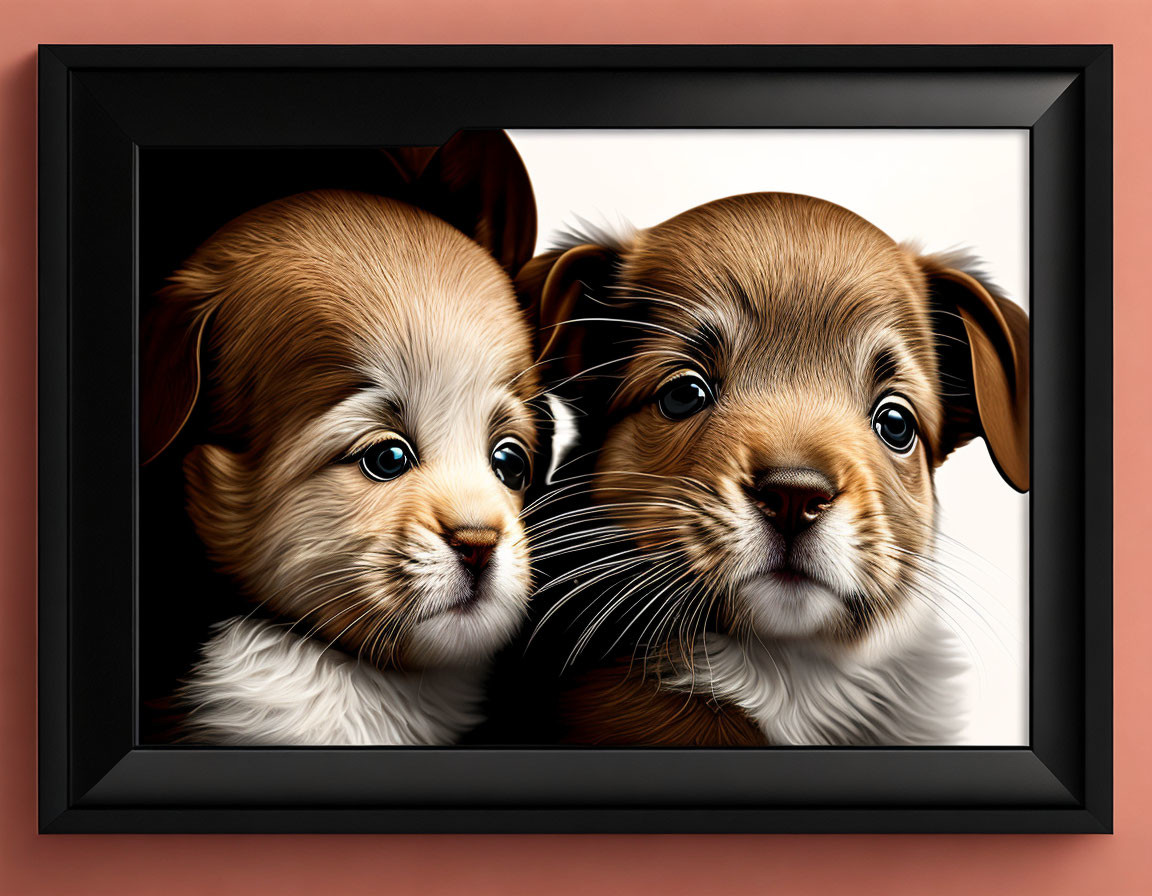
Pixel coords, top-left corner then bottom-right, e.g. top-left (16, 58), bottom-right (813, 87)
top-left (521, 192), bottom-right (1029, 746)
top-left (180, 616), bottom-right (486, 745)
top-left (661, 625), bottom-right (965, 746)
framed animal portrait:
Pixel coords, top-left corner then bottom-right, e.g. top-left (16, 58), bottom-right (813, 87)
top-left (38, 44), bottom-right (1111, 833)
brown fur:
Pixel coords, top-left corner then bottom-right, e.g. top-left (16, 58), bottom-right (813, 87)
top-left (557, 655), bottom-right (768, 746)
top-left (522, 192), bottom-right (1029, 745)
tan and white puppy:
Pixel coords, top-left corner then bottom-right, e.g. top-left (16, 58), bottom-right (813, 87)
top-left (521, 192), bottom-right (1029, 746)
top-left (142, 133), bottom-right (542, 745)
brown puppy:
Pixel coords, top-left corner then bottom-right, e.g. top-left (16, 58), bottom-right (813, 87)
top-left (521, 192), bottom-right (1028, 746)
top-left (142, 132), bottom-right (543, 744)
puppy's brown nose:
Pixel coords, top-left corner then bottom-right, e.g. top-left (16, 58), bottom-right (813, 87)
top-left (752, 468), bottom-right (836, 539)
top-left (445, 527), bottom-right (500, 574)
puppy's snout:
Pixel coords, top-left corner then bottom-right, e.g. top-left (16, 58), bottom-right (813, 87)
top-left (445, 527), bottom-right (500, 574)
top-left (751, 468), bottom-right (837, 539)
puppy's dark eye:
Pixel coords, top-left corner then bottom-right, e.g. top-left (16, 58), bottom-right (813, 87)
top-left (491, 438), bottom-right (530, 491)
top-left (872, 399), bottom-right (918, 455)
top-left (359, 437), bottom-right (416, 482)
top-left (657, 371), bottom-right (715, 421)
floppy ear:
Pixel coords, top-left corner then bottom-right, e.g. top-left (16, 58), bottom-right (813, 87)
top-left (412, 130), bottom-right (537, 278)
top-left (515, 243), bottom-right (625, 380)
top-left (920, 256), bottom-right (1030, 492)
top-left (513, 237), bottom-right (640, 386)
top-left (515, 242), bottom-right (628, 484)
top-left (140, 279), bottom-right (217, 465)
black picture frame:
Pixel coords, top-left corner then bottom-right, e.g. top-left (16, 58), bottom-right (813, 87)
top-left (38, 44), bottom-right (1112, 834)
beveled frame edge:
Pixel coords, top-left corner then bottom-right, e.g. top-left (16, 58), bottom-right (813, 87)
top-left (1078, 43), bottom-right (1113, 833)
top-left (37, 44), bottom-right (1113, 834)
top-left (38, 43), bottom-right (70, 833)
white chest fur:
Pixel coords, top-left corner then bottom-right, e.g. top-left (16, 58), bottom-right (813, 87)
top-left (663, 624), bottom-right (966, 745)
top-left (179, 616), bottom-right (487, 745)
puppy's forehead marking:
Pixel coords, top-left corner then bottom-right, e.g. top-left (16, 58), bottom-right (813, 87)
top-left (355, 297), bottom-right (532, 395)
top-left (353, 308), bottom-right (536, 458)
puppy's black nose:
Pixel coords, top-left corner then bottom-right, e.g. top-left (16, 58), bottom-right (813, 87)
top-left (752, 468), bottom-right (837, 539)
top-left (445, 527), bottom-right (500, 573)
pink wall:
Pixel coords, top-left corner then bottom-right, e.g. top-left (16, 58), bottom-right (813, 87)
top-left (2, 2), bottom-right (1147, 894)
